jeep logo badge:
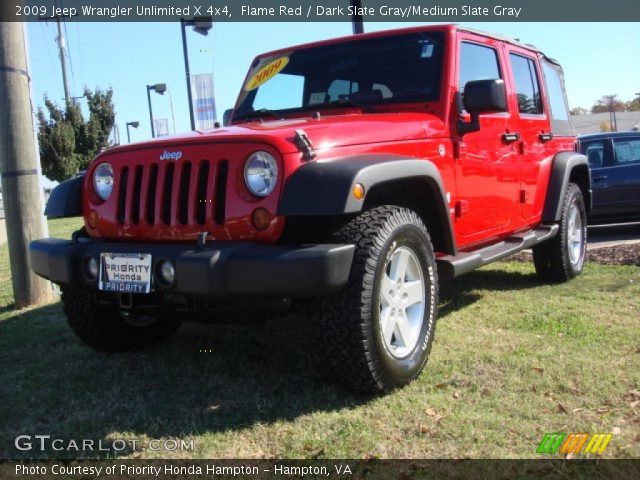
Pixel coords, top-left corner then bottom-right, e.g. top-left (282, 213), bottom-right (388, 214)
top-left (159, 150), bottom-right (183, 161)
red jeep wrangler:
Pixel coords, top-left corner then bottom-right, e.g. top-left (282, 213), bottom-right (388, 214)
top-left (31, 25), bottom-right (590, 393)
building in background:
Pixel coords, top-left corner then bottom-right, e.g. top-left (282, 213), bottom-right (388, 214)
top-left (571, 111), bottom-right (640, 135)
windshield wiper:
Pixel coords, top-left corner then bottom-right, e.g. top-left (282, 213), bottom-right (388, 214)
top-left (237, 108), bottom-right (284, 121)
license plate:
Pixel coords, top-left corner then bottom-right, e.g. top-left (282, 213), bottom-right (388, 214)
top-left (98, 253), bottom-right (152, 294)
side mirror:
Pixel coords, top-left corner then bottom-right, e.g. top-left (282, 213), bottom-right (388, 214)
top-left (222, 108), bottom-right (234, 126)
top-left (457, 79), bottom-right (506, 135)
top-left (463, 79), bottom-right (507, 113)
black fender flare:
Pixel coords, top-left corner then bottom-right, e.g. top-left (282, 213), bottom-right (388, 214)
top-left (278, 155), bottom-right (455, 254)
top-left (44, 172), bottom-right (84, 218)
top-left (542, 151), bottom-right (592, 223)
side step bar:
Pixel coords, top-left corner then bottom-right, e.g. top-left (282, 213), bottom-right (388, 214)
top-left (437, 224), bottom-right (559, 280)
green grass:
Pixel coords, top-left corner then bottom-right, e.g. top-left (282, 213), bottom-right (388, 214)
top-left (0, 218), bottom-right (638, 459)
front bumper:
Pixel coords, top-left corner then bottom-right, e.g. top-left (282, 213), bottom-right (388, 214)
top-left (29, 238), bottom-right (355, 298)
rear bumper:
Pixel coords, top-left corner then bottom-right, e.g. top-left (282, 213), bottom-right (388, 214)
top-left (29, 238), bottom-right (355, 298)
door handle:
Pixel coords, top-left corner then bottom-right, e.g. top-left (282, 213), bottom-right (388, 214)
top-left (502, 132), bottom-right (520, 143)
top-left (539, 132), bottom-right (553, 142)
top-left (592, 175), bottom-right (608, 182)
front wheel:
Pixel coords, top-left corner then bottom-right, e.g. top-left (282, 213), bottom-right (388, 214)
top-left (314, 206), bottom-right (439, 393)
top-left (533, 182), bottom-right (587, 282)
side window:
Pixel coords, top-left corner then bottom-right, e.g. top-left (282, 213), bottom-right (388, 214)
top-left (509, 53), bottom-right (543, 115)
top-left (613, 138), bottom-right (640, 166)
top-left (253, 73), bottom-right (304, 111)
top-left (541, 60), bottom-right (573, 136)
top-left (459, 42), bottom-right (501, 91)
top-left (581, 140), bottom-right (606, 169)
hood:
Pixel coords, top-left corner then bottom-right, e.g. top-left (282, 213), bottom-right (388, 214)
top-left (104, 112), bottom-right (446, 158)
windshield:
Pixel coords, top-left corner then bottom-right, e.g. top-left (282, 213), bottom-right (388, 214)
top-left (234, 31), bottom-right (445, 121)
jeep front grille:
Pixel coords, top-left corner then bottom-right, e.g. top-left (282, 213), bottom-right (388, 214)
top-left (114, 160), bottom-right (228, 227)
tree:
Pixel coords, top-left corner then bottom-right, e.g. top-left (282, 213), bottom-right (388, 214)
top-left (599, 121), bottom-right (613, 132)
top-left (37, 87), bottom-right (115, 182)
top-left (591, 95), bottom-right (625, 114)
top-left (626, 97), bottom-right (640, 111)
top-left (570, 106), bottom-right (588, 116)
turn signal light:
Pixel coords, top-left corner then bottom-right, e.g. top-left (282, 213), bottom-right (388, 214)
top-left (352, 183), bottom-right (365, 200)
top-left (252, 208), bottom-right (272, 231)
top-left (87, 210), bottom-right (99, 229)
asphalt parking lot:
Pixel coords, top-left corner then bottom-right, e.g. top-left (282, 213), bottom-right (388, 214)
top-left (588, 222), bottom-right (640, 249)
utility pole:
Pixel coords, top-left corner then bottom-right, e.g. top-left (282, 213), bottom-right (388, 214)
top-left (0, 22), bottom-right (53, 308)
top-left (606, 94), bottom-right (618, 132)
top-left (55, 17), bottom-right (71, 106)
top-left (39, 12), bottom-right (75, 106)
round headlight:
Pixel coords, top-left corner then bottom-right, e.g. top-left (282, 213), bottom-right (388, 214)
top-left (244, 151), bottom-right (278, 197)
top-left (93, 163), bottom-right (114, 201)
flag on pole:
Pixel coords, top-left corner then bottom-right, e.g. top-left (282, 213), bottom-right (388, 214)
top-left (153, 118), bottom-right (169, 137)
top-left (191, 73), bottom-right (217, 130)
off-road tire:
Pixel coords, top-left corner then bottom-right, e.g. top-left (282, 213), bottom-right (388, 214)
top-left (314, 206), bottom-right (439, 393)
top-left (533, 182), bottom-right (587, 283)
top-left (61, 286), bottom-right (181, 352)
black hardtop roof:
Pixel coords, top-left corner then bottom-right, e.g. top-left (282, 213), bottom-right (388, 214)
top-left (457, 25), bottom-right (561, 66)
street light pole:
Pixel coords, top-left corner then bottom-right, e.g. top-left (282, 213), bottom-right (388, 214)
top-left (147, 83), bottom-right (168, 138)
top-left (146, 85), bottom-right (156, 138)
top-left (351, 0), bottom-right (364, 34)
top-left (126, 121), bottom-right (139, 143)
top-left (180, 19), bottom-right (196, 131)
top-left (181, 17), bottom-right (213, 131)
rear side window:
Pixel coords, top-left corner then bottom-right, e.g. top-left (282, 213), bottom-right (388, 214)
top-left (581, 140), bottom-right (606, 169)
top-left (509, 53), bottom-right (543, 115)
top-left (613, 138), bottom-right (640, 165)
top-left (459, 42), bottom-right (501, 91)
top-left (542, 60), bottom-right (574, 135)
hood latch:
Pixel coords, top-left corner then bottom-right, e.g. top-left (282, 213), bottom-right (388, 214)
top-left (294, 129), bottom-right (316, 161)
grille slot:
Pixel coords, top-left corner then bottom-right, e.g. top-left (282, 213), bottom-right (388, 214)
top-left (196, 161), bottom-right (210, 225)
top-left (178, 161), bottom-right (192, 225)
top-left (131, 165), bottom-right (143, 224)
top-left (117, 167), bottom-right (128, 224)
top-left (161, 163), bottom-right (175, 225)
top-left (215, 160), bottom-right (228, 225)
top-left (146, 164), bottom-right (158, 224)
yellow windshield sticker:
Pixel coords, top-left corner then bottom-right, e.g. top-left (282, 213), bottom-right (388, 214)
top-left (244, 57), bottom-right (289, 91)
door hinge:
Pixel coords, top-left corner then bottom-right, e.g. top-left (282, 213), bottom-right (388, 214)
top-left (294, 129), bottom-right (316, 161)
top-left (455, 200), bottom-right (470, 218)
top-left (519, 189), bottom-right (528, 203)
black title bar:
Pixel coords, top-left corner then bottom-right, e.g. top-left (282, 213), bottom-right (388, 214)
top-left (1, 0), bottom-right (639, 22)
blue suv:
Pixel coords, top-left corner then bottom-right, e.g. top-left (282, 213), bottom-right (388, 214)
top-left (579, 131), bottom-right (640, 224)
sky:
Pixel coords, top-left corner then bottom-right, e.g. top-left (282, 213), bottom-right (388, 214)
top-left (26, 20), bottom-right (640, 184)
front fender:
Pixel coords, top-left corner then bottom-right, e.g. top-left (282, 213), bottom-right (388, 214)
top-left (44, 173), bottom-right (84, 218)
top-left (542, 151), bottom-right (591, 223)
top-left (278, 155), bottom-right (447, 215)
top-left (278, 155), bottom-right (455, 254)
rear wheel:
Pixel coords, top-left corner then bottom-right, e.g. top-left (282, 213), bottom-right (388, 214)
top-left (314, 206), bottom-right (439, 393)
top-left (533, 182), bottom-right (587, 282)
top-left (61, 286), bottom-right (181, 352)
